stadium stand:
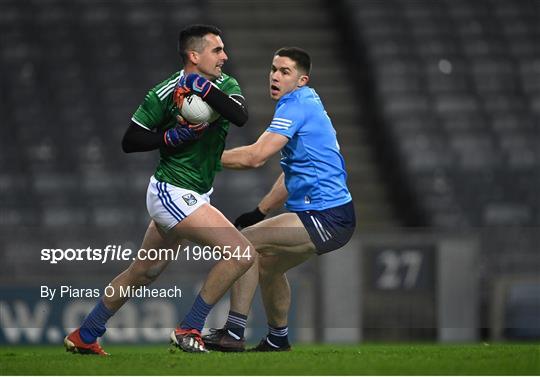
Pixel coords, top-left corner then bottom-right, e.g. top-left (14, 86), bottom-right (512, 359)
top-left (341, 0), bottom-right (540, 228)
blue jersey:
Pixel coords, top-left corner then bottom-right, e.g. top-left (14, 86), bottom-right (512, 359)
top-left (266, 86), bottom-right (352, 211)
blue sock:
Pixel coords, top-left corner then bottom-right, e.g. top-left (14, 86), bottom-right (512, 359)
top-left (266, 324), bottom-right (289, 348)
top-left (79, 299), bottom-right (115, 344)
top-left (224, 310), bottom-right (247, 339)
top-left (180, 294), bottom-right (213, 332)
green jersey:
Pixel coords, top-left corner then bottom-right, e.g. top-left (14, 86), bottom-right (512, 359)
top-left (131, 70), bottom-right (242, 194)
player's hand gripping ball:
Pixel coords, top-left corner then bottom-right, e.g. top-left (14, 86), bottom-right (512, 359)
top-left (163, 115), bottom-right (210, 148)
top-left (178, 73), bottom-right (212, 97)
top-left (174, 74), bottom-right (219, 124)
top-left (176, 115), bottom-right (210, 133)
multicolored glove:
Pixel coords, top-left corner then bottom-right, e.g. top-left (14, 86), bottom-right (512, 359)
top-left (163, 116), bottom-right (211, 147)
top-left (173, 84), bottom-right (190, 110)
top-left (177, 73), bottom-right (212, 98)
top-left (163, 124), bottom-right (200, 147)
top-left (176, 114), bottom-right (211, 133)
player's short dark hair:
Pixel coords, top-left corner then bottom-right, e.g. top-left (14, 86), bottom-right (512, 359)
top-left (178, 24), bottom-right (222, 63)
top-left (274, 47), bottom-right (312, 75)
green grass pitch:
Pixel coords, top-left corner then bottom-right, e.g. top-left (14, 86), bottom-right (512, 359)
top-left (1, 343), bottom-right (539, 375)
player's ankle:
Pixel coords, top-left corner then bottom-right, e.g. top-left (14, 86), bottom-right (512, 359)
top-left (79, 328), bottom-right (98, 344)
top-left (267, 324), bottom-right (289, 348)
top-left (180, 294), bottom-right (213, 332)
top-left (224, 311), bottom-right (247, 339)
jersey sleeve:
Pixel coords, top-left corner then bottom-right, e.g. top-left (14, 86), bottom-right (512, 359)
top-left (266, 99), bottom-right (304, 138)
top-left (131, 90), bottom-right (167, 131)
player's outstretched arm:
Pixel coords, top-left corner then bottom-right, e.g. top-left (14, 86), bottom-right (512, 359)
top-left (180, 73), bottom-right (248, 127)
top-left (258, 173), bottom-right (288, 214)
top-left (221, 131), bottom-right (288, 169)
top-left (234, 173), bottom-right (287, 228)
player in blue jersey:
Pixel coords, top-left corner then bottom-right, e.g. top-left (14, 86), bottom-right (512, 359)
top-left (203, 47), bottom-right (356, 352)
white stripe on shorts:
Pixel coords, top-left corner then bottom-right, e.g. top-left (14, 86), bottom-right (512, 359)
top-left (310, 216), bottom-right (328, 242)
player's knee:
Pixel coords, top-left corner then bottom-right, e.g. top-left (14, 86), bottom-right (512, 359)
top-left (241, 228), bottom-right (280, 255)
top-left (236, 252), bottom-right (255, 272)
top-left (241, 226), bottom-right (262, 249)
top-left (224, 246), bottom-right (255, 272)
top-left (142, 265), bottom-right (163, 282)
top-left (129, 264), bottom-right (163, 285)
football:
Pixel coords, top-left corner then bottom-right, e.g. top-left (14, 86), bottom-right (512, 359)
top-left (180, 94), bottom-right (219, 124)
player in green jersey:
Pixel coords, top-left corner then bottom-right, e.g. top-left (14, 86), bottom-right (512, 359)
top-left (64, 25), bottom-right (254, 354)
top-left (130, 68), bottom-right (244, 193)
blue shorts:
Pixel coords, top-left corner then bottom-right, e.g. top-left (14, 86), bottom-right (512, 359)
top-left (294, 201), bottom-right (356, 255)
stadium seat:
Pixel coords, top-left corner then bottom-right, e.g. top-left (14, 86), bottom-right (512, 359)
top-left (344, 0), bottom-right (540, 227)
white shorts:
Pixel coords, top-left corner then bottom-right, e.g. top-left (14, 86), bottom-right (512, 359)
top-left (146, 176), bottom-right (213, 232)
